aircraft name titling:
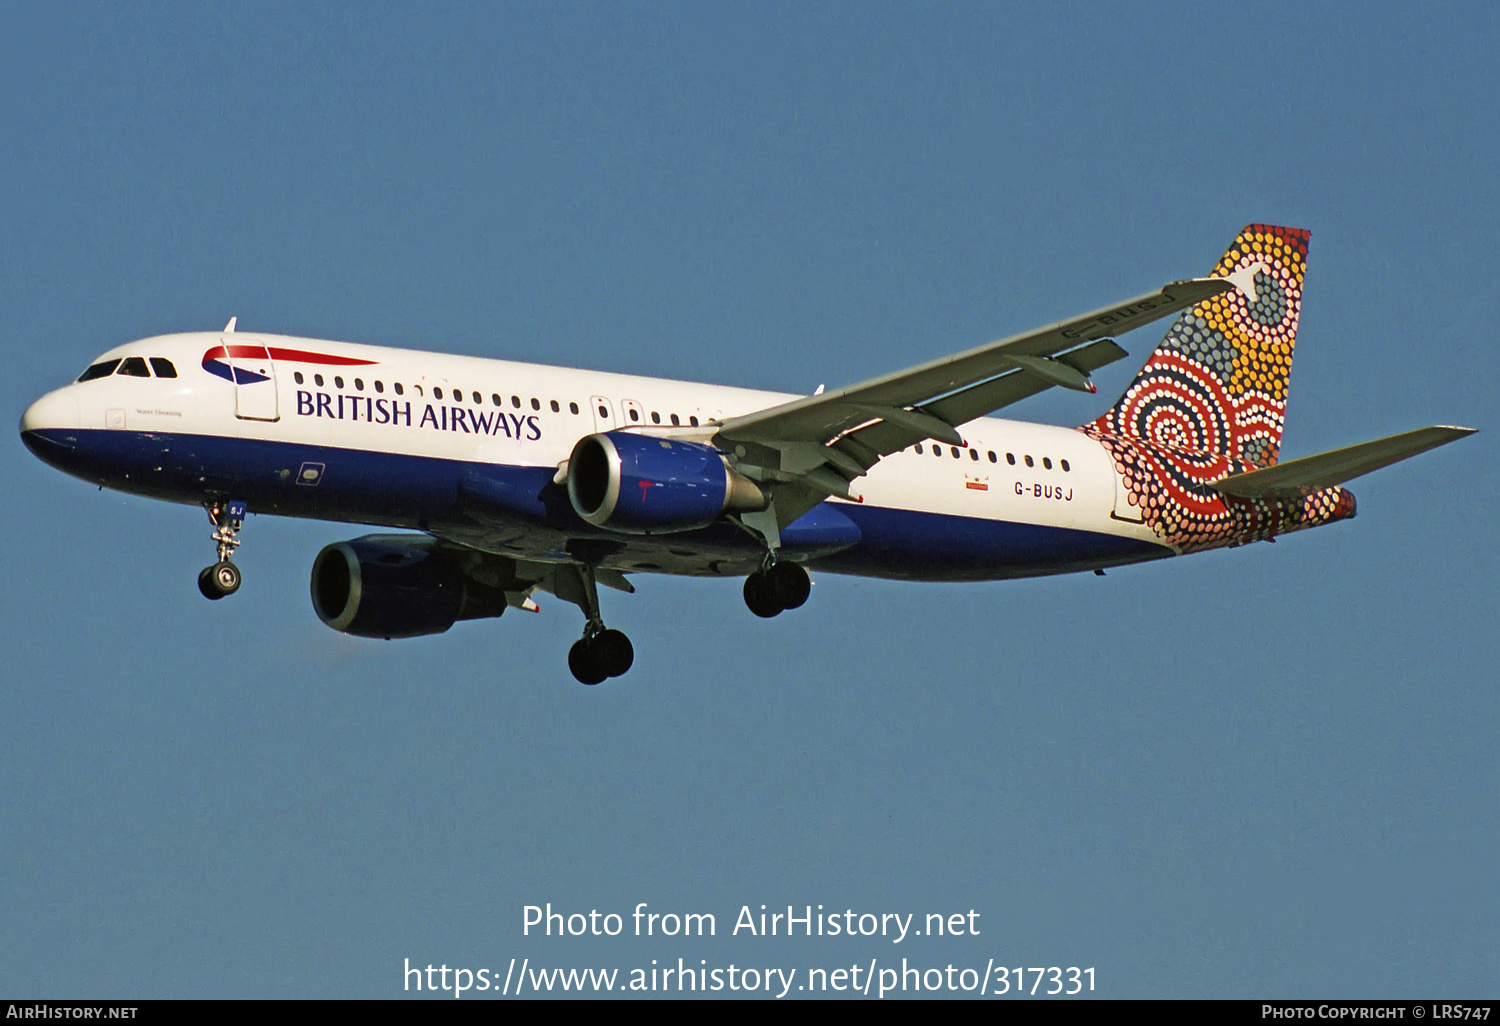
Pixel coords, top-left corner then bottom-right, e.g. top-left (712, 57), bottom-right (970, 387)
top-left (294, 389), bottom-right (542, 440)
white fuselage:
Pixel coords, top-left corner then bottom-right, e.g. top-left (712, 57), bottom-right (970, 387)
top-left (21, 331), bottom-right (1172, 582)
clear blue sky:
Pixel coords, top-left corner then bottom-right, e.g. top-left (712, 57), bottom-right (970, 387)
top-left (2, 2), bottom-right (1495, 998)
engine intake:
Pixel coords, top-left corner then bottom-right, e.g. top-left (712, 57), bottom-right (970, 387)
top-left (566, 431), bottom-right (765, 533)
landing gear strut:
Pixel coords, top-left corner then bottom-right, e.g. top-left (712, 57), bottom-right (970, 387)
top-left (198, 500), bottom-right (246, 601)
top-left (743, 559), bottom-right (810, 618)
top-left (565, 565), bottom-right (634, 685)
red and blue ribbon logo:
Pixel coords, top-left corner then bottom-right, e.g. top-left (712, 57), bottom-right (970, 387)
top-left (202, 345), bottom-right (376, 384)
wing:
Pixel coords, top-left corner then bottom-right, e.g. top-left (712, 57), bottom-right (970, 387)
top-left (1213, 426), bottom-right (1476, 499)
top-left (712, 277), bottom-right (1235, 528)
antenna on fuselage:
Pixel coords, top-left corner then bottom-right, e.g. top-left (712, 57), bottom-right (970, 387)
top-left (223, 316), bottom-right (237, 333)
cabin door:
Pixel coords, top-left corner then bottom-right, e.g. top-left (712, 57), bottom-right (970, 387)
top-left (1111, 462), bottom-right (1145, 523)
top-left (222, 339), bottom-right (281, 422)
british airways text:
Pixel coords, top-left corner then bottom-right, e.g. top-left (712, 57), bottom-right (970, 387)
top-left (295, 390), bottom-right (542, 440)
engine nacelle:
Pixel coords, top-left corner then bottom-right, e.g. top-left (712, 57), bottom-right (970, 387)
top-left (566, 431), bottom-right (766, 533)
top-left (310, 537), bottom-right (466, 639)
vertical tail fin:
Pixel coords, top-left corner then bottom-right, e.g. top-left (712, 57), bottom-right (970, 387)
top-left (1090, 224), bottom-right (1310, 468)
top-left (1083, 226), bottom-right (1352, 552)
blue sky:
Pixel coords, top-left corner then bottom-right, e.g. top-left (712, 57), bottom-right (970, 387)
top-left (2, 2), bottom-right (1495, 998)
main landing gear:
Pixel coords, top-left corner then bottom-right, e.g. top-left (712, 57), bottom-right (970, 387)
top-left (743, 559), bottom-right (810, 619)
top-left (565, 564), bottom-right (634, 685)
top-left (569, 628), bottom-right (634, 687)
top-left (197, 500), bottom-right (246, 601)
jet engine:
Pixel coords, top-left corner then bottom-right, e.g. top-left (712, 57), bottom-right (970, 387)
top-left (566, 431), bottom-right (766, 533)
top-left (310, 536), bottom-right (506, 639)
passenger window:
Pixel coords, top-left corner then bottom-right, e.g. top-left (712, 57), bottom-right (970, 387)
top-left (597, 404), bottom-right (608, 418)
top-left (570, 402), bottom-right (580, 415)
top-left (511, 396), bottom-right (521, 408)
top-left (689, 415), bottom-right (698, 426)
top-left (531, 397), bottom-right (540, 411)
top-left (551, 400), bottom-right (560, 413)
top-left (434, 387), bottom-right (444, 400)
top-left (969, 449), bottom-right (979, 461)
top-left (394, 382), bottom-right (404, 396)
top-left (629, 409), bottom-right (640, 422)
top-left (670, 413), bottom-right (680, 426)
top-left (1061, 459), bottom-right (1070, 472)
top-left (988, 451), bottom-right (997, 463)
top-left (1043, 457), bottom-right (1052, 470)
top-left (915, 443), bottom-right (924, 454)
top-left (1024, 455), bottom-right (1034, 468)
top-left (933, 447), bottom-right (942, 458)
top-left (149, 358), bottom-right (178, 378)
top-left (651, 412), bottom-right (661, 424)
top-left (473, 391), bottom-right (482, 404)
top-left (1006, 453), bottom-right (1016, 465)
top-left (950, 446), bottom-right (960, 458)
top-left (78, 359), bottom-right (121, 381)
top-left (335, 376), bottom-right (346, 389)
top-left (294, 371), bottom-right (305, 385)
top-left (315, 374), bottom-right (325, 387)
top-left (374, 380), bottom-right (384, 393)
top-left (355, 378), bottom-right (365, 391)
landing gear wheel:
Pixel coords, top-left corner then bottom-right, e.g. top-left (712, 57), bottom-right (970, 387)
top-left (568, 638), bottom-right (609, 686)
top-left (595, 629), bottom-right (634, 677)
top-left (198, 561), bottom-right (241, 600)
top-left (767, 561), bottom-right (810, 610)
top-left (743, 572), bottom-right (783, 618)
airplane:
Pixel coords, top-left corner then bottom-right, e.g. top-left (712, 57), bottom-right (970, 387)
top-left (19, 224), bottom-right (1475, 685)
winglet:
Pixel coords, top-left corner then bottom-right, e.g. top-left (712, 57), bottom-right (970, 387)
top-left (1224, 262), bottom-right (1267, 303)
top-left (223, 316), bottom-right (237, 333)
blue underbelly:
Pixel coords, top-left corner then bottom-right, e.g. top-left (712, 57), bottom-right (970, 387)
top-left (22, 428), bottom-right (1169, 580)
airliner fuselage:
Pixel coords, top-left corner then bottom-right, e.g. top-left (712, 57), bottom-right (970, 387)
top-left (21, 330), bottom-right (1165, 584)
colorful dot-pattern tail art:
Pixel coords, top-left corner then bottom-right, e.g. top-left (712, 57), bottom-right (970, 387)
top-left (1082, 225), bottom-right (1356, 552)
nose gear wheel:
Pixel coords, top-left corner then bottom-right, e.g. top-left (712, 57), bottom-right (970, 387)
top-left (198, 561), bottom-right (241, 600)
top-left (198, 501), bottom-right (246, 600)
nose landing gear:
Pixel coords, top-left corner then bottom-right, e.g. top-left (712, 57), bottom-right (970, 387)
top-left (198, 500), bottom-right (246, 601)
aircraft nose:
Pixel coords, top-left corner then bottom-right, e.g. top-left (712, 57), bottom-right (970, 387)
top-left (20, 388), bottom-right (80, 435)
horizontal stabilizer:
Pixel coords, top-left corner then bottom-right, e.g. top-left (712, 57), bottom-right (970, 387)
top-left (1213, 426), bottom-right (1476, 498)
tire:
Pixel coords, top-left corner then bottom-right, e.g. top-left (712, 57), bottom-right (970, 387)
top-left (198, 566), bottom-right (225, 601)
top-left (743, 572), bottom-right (783, 618)
top-left (767, 561), bottom-right (810, 610)
top-left (595, 629), bottom-right (634, 677)
top-left (568, 638), bottom-right (608, 686)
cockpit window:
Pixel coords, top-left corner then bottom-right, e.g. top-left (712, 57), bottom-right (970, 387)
top-left (149, 357), bottom-right (177, 378)
top-left (77, 359), bottom-right (121, 381)
top-left (117, 357), bottom-right (150, 377)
